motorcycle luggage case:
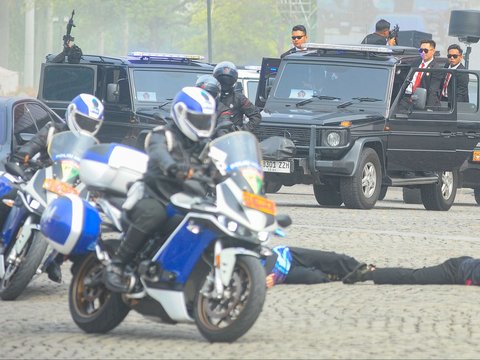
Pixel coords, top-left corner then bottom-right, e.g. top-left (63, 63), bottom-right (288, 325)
top-left (40, 195), bottom-right (101, 255)
top-left (80, 143), bottom-right (148, 195)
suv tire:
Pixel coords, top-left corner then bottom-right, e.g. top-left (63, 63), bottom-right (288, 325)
top-left (340, 148), bottom-right (381, 209)
top-left (265, 181), bottom-right (282, 194)
top-left (474, 188), bottom-right (480, 205)
top-left (313, 184), bottom-right (343, 207)
top-left (420, 171), bottom-right (457, 211)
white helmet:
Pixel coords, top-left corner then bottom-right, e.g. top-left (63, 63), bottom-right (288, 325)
top-left (66, 93), bottom-right (104, 136)
top-left (171, 87), bottom-right (216, 141)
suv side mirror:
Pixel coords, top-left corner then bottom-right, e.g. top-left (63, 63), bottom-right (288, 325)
top-left (107, 83), bottom-right (119, 103)
top-left (412, 88), bottom-right (427, 110)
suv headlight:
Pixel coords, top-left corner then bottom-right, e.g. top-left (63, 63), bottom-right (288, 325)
top-left (322, 129), bottom-right (348, 147)
top-left (326, 132), bottom-right (341, 147)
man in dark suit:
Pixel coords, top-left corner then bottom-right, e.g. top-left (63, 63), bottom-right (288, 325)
top-left (281, 25), bottom-right (308, 58)
top-left (407, 39), bottom-right (443, 107)
top-left (440, 44), bottom-right (469, 103)
top-left (361, 19), bottom-right (396, 46)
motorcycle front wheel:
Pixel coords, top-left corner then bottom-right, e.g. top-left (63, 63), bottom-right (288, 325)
top-left (194, 255), bottom-right (266, 343)
top-left (0, 231), bottom-right (48, 301)
top-left (69, 253), bottom-right (130, 333)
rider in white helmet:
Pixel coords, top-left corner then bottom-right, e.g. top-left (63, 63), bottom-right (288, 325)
top-left (104, 87), bottom-right (217, 292)
top-left (2, 93), bottom-right (104, 283)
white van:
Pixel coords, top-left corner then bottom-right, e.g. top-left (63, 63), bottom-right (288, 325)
top-left (236, 66), bottom-right (260, 103)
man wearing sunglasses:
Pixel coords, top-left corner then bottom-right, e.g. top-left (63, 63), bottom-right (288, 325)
top-left (406, 39), bottom-right (442, 107)
top-left (440, 44), bottom-right (469, 103)
top-left (281, 24), bottom-right (308, 58)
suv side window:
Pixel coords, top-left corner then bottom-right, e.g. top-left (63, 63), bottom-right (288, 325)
top-left (42, 66), bottom-right (95, 101)
top-left (460, 72), bottom-right (479, 113)
top-left (13, 102), bottom-right (55, 146)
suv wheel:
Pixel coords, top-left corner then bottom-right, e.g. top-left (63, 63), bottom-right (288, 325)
top-left (340, 148), bottom-right (381, 209)
top-left (378, 186), bottom-right (388, 201)
top-left (265, 181), bottom-right (282, 194)
top-left (474, 188), bottom-right (480, 205)
top-left (420, 171), bottom-right (457, 211)
top-left (313, 184), bottom-right (343, 207)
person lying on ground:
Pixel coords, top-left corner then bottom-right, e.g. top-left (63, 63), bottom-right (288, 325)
top-left (264, 245), bottom-right (368, 288)
top-left (342, 256), bottom-right (480, 285)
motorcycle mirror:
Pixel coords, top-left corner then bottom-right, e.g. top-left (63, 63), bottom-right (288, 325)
top-left (4, 162), bottom-right (26, 179)
top-left (276, 214), bottom-right (292, 228)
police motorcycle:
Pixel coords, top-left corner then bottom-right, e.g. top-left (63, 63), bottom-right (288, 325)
top-left (0, 131), bottom-right (98, 300)
top-left (40, 131), bottom-right (291, 342)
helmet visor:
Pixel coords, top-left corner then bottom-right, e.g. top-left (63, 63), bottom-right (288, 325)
top-left (74, 112), bottom-right (101, 134)
top-left (187, 111), bottom-right (215, 133)
top-left (218, 75), bottom-right (237, 89)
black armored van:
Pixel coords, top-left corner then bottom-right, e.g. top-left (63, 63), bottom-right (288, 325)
top-left (255, 43), bottom-right (480, 210)
top-left (37, 52), bottom-right (214, 148)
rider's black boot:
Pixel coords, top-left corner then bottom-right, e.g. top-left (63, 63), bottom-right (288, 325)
top-left (46, 261), bottom-right (62, 283)
top-left (103, 226), bottom-right (149, 293)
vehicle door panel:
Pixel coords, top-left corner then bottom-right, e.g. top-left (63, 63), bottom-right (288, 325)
top-left (387, 68), bottom-right (457, 171)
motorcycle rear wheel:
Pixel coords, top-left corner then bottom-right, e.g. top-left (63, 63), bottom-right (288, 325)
top-left (0, 231), bottom-right (48, 301)
top-left (69, 253), bottom-right (130, 333)
top-left (194, 255), bottom-right (266, 343)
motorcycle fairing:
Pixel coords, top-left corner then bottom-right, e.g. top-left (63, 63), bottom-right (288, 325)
top-left (40, 195), bottom-right (101, 255)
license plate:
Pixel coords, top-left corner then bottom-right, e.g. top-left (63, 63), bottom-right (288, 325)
top-left (261, 160), bottom-right (292, 173)
top-left (243, 191), bottom-right (276, 215)
top-left (473, 150), bottom-right (480, 162)
top-left (43, 178), bottom-right (79, 196)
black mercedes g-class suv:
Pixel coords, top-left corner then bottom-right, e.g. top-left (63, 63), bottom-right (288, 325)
top-left (37, 52), bottom-right (214, 148)
top-left (254, 43), bottom-right (480, 210)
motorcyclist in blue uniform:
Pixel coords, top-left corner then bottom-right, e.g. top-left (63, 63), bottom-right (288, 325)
top-left (103, 86), bottom-right (217, 292)
top-left (0, 94), bottom-right (104, 282)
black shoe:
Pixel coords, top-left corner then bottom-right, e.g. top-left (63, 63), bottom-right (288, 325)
top-left (45, 261), bottom-right (62, 283)
top-left (103, 262), bottom-right (131, 293)
top-left (342, 263), bottom-right (369, 284)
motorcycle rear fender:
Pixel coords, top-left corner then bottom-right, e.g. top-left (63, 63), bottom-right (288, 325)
top-left (219, 248), bottom-right (259, 287)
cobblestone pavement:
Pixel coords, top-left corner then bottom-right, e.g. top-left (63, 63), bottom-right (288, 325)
top-left (1, 186), bottom-right (480, 359)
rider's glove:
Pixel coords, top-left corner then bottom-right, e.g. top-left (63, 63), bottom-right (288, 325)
top-left (168, 164), bottom-right (193, 180)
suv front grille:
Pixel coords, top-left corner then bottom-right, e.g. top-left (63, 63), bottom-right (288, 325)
top-left (255, 126), bottom-right (312, 147)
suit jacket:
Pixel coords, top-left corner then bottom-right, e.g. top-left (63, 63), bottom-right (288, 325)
top-left (280, 47), bottom-right (305, 58)
top-left (441, 63), bottom-right (469, 103)
top-left (412, 58), bottom-right (443, 106)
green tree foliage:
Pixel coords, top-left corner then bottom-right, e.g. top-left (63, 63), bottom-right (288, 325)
top-left (180, 0), bottom-right (286, 65)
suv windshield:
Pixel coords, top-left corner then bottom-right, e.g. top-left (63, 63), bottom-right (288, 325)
top-left (273, 63), bottom-right (390, 105)
top-left (132, 69), bottom-right (206, 104)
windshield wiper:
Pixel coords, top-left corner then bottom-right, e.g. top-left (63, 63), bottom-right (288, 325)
top-left (337, 97), bottom-right (383, 109)
top-left (295, 95), bottom-right (341, 107)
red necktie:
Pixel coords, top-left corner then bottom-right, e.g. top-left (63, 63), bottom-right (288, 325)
top-left (442, 73), bottom-right (452, 98)
top-left (413, 62), bottom-right (425, 92)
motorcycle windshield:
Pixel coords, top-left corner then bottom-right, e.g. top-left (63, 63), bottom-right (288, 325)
top-left (47, 131), bottom-right (98, 184)
top-left (47, 131), bottom-right (98, 163)
top-left (209, 131), bottom-right (264, 195)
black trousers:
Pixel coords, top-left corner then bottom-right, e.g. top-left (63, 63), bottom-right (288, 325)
top-left (285, 247), bottom-right (361, 284)
top-left (370, 256), bottom-right (472, 285)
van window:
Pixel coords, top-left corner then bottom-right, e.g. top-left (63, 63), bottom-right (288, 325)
top-left (42, 66), bottom-right (95, 101)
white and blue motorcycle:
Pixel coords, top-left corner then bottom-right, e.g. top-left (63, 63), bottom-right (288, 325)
top-left (40, 131), bottom-right (291, 343)
top-left (0, 131), bottom-right (97, 300)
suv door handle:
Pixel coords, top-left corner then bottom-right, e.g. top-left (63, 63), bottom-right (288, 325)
top-left (441, 131), bottom-right (454, 138)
